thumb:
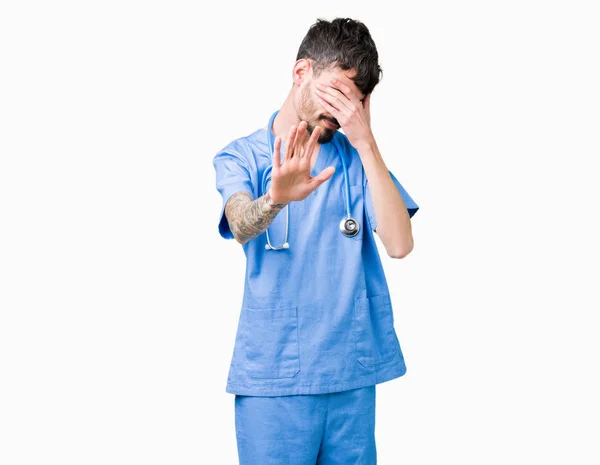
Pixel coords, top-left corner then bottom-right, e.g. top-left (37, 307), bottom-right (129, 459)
top-left (312, 166), bottom-right (335, 187)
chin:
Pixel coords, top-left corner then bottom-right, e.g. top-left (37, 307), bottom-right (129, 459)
top-left (317, 129), bottom-right (335, 144)
top-left (307, 123), bottom-right (335, 144)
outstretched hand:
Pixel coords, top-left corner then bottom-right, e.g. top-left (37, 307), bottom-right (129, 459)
top-left (269, 121), bottom-right (335, 205)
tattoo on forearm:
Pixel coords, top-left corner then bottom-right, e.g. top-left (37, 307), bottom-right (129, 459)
top-left (225, 191), bottom-right (286, 243)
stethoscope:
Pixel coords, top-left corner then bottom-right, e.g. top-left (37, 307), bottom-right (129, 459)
top-left (262, 110), bottom-right (360, 250)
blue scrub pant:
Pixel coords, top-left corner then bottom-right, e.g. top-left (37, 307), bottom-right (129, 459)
top-left (234, 385), bottom-right (377, 465)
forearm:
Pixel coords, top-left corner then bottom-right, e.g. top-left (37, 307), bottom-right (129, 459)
top-left (356, 141), bottom-right (414, 258)
top-left (225, 191), bottom-right (287, 244)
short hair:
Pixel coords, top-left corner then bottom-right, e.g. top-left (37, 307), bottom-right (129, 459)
top-left (296, 17), bottom-right (383, 96)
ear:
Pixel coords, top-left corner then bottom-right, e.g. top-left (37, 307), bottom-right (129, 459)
top-left (292, 59), bottom-right (311, 87)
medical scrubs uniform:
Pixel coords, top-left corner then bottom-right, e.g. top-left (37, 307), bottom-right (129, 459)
top-left (213, 124), bottom-right (419, 464)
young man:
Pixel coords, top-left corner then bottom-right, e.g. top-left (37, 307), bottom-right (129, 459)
top-left (213, 17), bottom-right (419, 465)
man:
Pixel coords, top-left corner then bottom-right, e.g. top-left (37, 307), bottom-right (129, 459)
top-left (212, 17), bottom-right (419, 465)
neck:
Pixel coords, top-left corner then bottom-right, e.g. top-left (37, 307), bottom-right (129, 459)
top-left (271, 92), bottom-right (300, 140)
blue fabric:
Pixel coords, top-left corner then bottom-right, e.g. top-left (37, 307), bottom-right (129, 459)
top-left (212, 123), bottom-right (420, 396)
top-left (235, 385), bottom-right (377, 465)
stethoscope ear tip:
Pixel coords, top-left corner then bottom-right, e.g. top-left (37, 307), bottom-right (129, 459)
top-left (283, 243), bottom-right (290, 249)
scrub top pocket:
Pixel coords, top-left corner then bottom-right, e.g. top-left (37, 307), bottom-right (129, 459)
top-left (353, 294), bottom-right (399, 368)
top-left (237, 306), bottom-right (300, 379)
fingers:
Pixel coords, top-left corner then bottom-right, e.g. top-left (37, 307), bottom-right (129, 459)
top-left (331, 79), bottom-right (355, 101)
top-left (312, 166), bottom-right (335, 186)
top-left (282, 125), bottom-right (298, 163)
top-left (272, 136), bottom-right (282, 171)
top-left (293, 121), bottom-right (309, 160)
top-left (306, 125), bottom-right (322, 168)
top-left (280, 121), bottom-right (317, 169)
top-left (287, 121), bottom-right (313, 167)
top-left (316, 94), bottom-right (340, 117)
top-left (330, 79), bottom-right (365, 108)
top-left (316, 85), bottom-right (346, 113)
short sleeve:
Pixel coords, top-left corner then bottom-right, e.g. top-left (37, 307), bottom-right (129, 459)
top-left (365, 171), bottom-right (419, 232)
top-left (212, 151), bottom-right (255, 239)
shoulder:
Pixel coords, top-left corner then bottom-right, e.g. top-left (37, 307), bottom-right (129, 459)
top-left (215, 129), bottom-right (267, 162)
top-left (213, 128), bottom-right (268, 167)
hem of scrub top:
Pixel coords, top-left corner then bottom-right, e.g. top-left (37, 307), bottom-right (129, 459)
top-left (224, 362), bottom-right (406, 396)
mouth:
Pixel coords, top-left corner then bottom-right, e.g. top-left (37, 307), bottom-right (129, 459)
top-left (321, 118), bottom-right (339, 130)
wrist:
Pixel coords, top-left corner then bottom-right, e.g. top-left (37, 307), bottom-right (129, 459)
top-left (266, 189), bottom-right (289, 209)
top-left (353, 137), bottom-right (378, 155)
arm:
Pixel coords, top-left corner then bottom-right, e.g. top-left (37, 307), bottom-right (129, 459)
top-left (224, 121), bottom-right (334, 245)
top-left (355, 142), bottom-right (414, 258)
top-left (316, 78), bottom-right (414, 259)
top-left (225, 190), bottom-right (287, 244)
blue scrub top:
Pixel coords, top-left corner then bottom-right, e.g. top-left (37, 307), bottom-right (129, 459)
top-left (212, 125), bottom-right (419, 396)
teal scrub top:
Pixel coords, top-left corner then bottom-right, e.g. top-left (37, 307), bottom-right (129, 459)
top-left (213, 124), bottom-right (419, 396)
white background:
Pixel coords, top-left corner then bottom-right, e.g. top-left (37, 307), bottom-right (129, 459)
top-left (1, 0), bottom-right (599, 463)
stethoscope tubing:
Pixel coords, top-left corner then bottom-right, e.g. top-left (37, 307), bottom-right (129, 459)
top-left (262, 110), bottom-right (358, 249)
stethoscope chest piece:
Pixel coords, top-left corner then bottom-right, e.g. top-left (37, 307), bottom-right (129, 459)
top-left (340, 217), bottom-right (360, 237)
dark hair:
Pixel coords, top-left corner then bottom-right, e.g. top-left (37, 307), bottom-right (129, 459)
top-left (296, 18), bottom-right (382, 96)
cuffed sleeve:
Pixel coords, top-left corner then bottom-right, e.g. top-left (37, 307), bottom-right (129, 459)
top-left (365, 171), bottom-right (419, 232)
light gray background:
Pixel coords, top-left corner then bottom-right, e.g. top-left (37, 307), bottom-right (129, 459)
top-left (1, 0), bottom-right (599, 464)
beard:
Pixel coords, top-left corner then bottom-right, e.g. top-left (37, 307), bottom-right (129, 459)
top-left (299, 84), bottom-right (339, 144)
